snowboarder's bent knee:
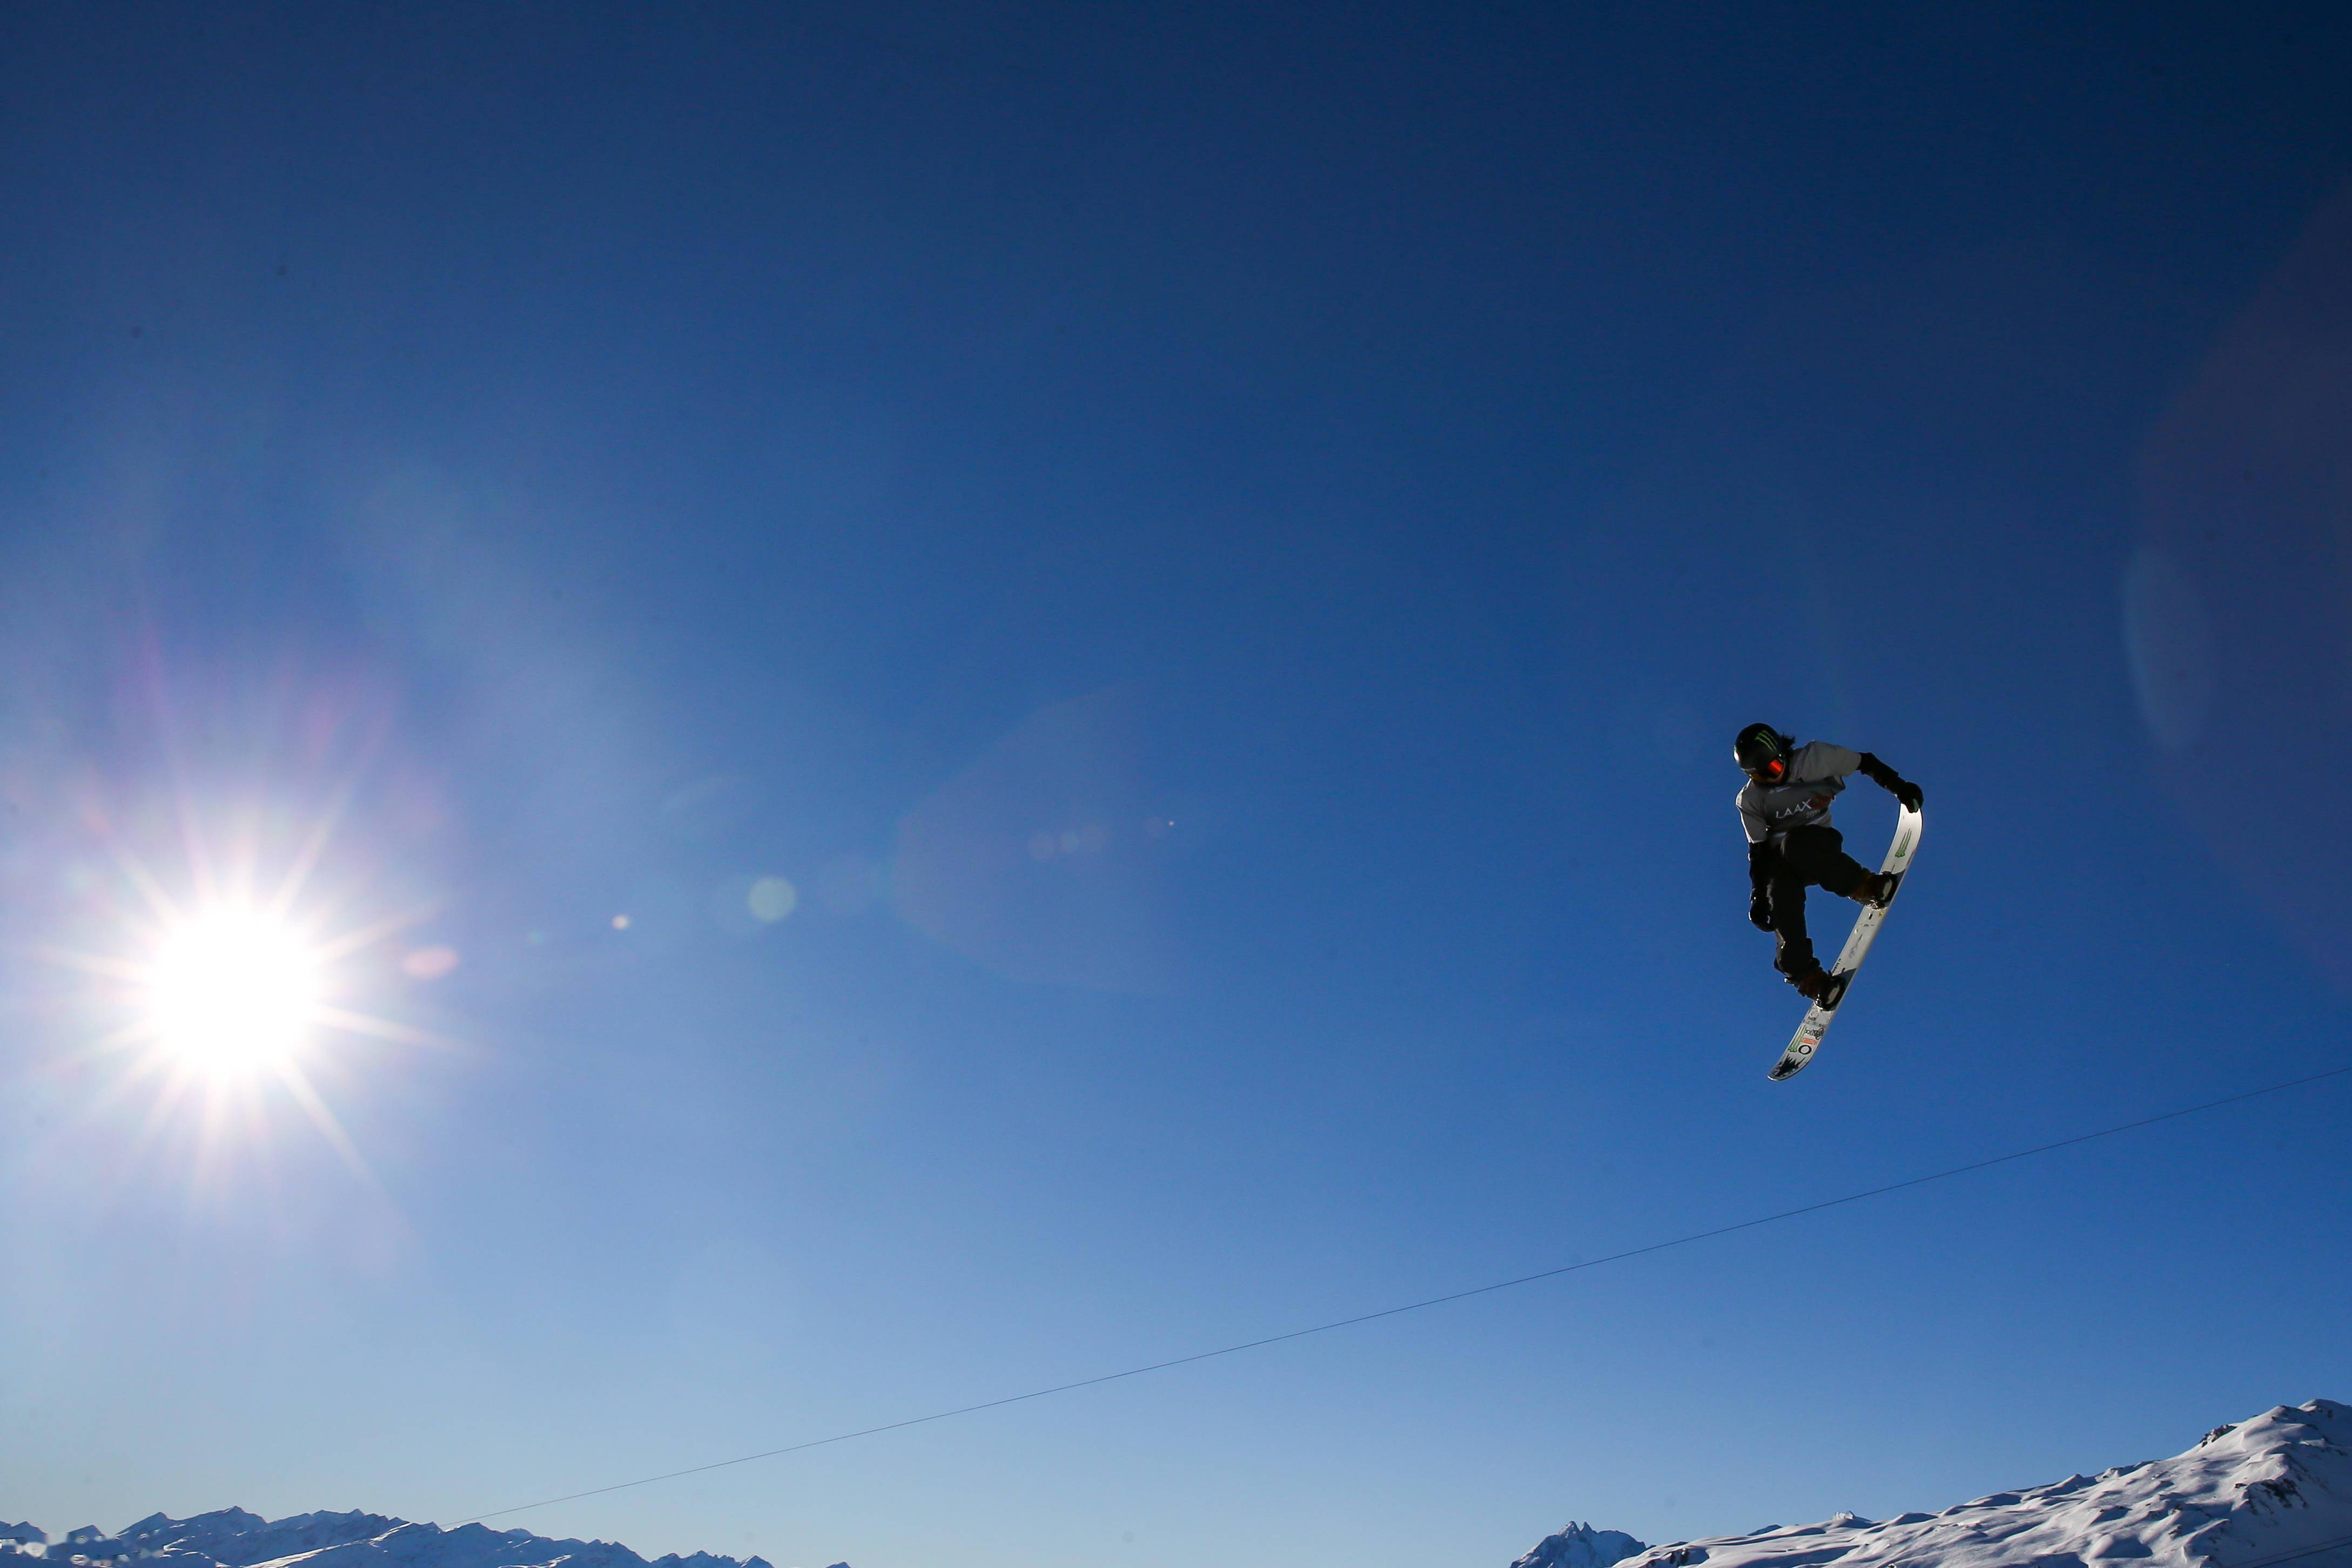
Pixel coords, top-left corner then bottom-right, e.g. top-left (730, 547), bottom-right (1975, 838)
top-left (1732, 723), bottom-right (1921, 991)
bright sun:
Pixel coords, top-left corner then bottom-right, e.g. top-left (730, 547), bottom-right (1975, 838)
top-left (144, 906), bottom-right (325, 1075)
top-left (35, 782), bottom-right (444, 1182)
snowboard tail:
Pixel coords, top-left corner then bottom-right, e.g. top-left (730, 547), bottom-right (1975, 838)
top-left (1768, 809), bottom-right (1921, 1081)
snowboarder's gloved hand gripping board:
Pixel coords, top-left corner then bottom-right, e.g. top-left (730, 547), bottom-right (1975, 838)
top-left (1769, 806), bottom-right (1921, 1081)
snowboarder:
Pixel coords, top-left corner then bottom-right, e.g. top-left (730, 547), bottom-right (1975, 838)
top-left (1734, 723), bottom-right (1924, 1002)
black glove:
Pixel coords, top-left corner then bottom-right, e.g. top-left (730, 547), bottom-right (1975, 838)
top-left (1749, 890), bottom-right (1775, 931)
top-left (1858, 752), bottom-right (1923, 813)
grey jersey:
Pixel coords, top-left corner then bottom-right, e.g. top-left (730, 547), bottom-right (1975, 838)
top-left (1736, 741), bottom-right (1863, 844)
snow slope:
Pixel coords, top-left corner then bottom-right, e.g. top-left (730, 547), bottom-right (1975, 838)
top-left (0, 1510), bottom-right (826, 1568)
top-left (1605, 1399), bottom-right (2352, 1568)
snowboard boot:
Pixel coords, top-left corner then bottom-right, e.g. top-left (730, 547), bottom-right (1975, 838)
top-left (1850, 871), bottom-right (1899, 908)
top-left (1787, 965), bottom-right (1837, 1004)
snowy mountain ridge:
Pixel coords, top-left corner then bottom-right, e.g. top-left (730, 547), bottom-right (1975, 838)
top-left (0, 1509), bottom-right (841, 1568)
top-left (1522, 1399), bottom-right (2351, 1568)
top-left (8, 1398), bottom-right (2345, 1568)
top-left (1511, 1521), bottom-right (1649, 1568)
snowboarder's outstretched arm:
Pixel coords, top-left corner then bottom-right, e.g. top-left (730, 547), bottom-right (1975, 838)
top-left (1855, 752), bottom-right (1924, 812)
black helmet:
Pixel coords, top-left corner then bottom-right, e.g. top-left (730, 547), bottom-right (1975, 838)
top-left (1733, 723), bottom-right (1795, 783)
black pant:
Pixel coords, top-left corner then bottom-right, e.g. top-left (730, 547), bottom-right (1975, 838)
top-left (1760, 825), bottom-right (1868, 976)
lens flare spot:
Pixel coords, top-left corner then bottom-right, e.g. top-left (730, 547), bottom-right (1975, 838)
top-left (145, 907), bottom-right (322, 1075)
top-left (401, 945), bottom-right (460, 980)
top-left (747, 876), bottom-right (797, 923)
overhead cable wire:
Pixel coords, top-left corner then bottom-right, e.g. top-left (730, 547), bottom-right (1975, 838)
top-left (2232, 1529), bottom-right (2352, 1568)
top-left (460, 1058), bottom-right (2352, 1525)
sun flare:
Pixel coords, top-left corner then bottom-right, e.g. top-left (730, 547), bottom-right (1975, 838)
top-left (143, 905), bottom-right (325, 1076)
top-left (29, 708), bottom-right (453, 1186)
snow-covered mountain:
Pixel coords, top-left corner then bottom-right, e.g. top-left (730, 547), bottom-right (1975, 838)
top-left (0, 1510), bottom-right (840, 1568)
top-left (1512, 1521), bottom-right (1649, 1568)
top-left (1515, 1399), bottom-right (2351, 1568)
top-left (10, 1398), bottom-right (2346, 1568)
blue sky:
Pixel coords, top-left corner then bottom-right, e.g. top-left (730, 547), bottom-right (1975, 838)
top-left (4, 5), bottom-right (2351, 1566)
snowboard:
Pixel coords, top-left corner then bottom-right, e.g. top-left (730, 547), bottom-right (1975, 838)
top-left (1768, 805), bottom-right (1922, 1081)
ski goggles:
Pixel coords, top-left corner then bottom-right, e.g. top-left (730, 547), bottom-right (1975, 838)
top-left (1748, 756), bottom-right (1786, 783)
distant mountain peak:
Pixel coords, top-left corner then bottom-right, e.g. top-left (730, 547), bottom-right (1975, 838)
top-left (4, 1511), bottom-right (805, 1568)
top-left (1510, 1520), bottom-right (1647, 1568)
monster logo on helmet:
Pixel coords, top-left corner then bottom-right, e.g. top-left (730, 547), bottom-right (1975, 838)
top-left (1733, 722), bottom-right (1795, 783)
